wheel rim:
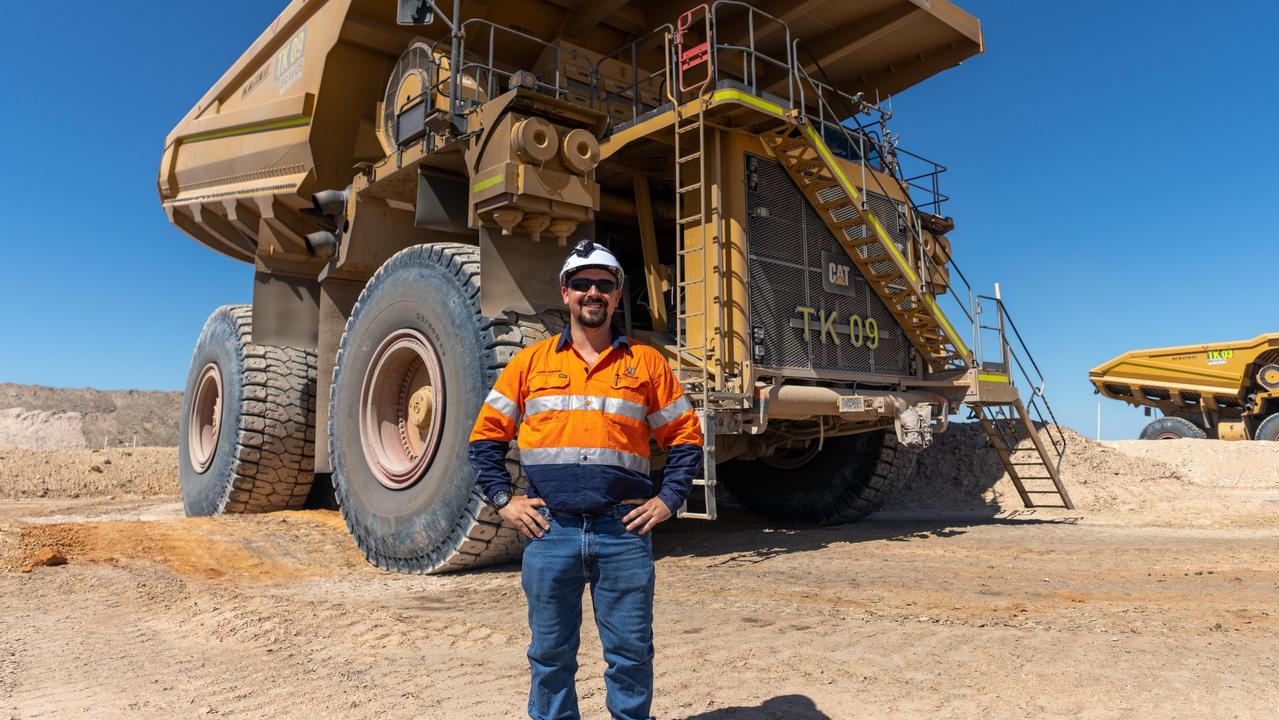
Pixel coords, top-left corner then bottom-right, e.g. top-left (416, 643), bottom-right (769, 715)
top-left (761, 441), bottom-right (822, 470)
top-left (359, 329), bottom-right (446, 490)
top-left (188, 363), bottom-right (222, 473)
top-left (1153, 432), bottom-right (1182, 440)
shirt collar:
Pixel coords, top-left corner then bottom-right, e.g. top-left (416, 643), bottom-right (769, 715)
top-left (556, 324), bottom-right (630, 352)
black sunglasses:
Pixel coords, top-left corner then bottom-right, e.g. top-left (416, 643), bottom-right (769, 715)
top-left (566, 277), bottom-right (618, 294)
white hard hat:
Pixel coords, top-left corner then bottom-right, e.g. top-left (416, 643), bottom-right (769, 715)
top-left (559, 239), bottom-right (624, 285)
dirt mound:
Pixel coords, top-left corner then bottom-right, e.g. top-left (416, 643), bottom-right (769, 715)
top-left (892, 422), bottom-right (1275, 524)
top-left (0, 383), bottom-right (182, 449)
top-left (1106, 439), bottom-right (1279, 488)
top-left (0, 408), bottom-right (86, 449)
top-left (0, 448), bottom-right (178, 499)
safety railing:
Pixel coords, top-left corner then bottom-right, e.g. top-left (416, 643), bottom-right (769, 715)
top-left (705, 1), bottom-right (795, 107)
top-left (593, 25), bottom-right (674, 128)
top-left (420, 6), bottom-right (954, 308)
top-left (455, 19), bottom-right (596, 106)
top-left (896, 144), bottom-right (950, 216)
top-left (974, 292), bottom-right (1067, 466)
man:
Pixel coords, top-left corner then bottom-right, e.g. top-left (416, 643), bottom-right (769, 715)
top-left (468, 239), bottom-right (704, 720)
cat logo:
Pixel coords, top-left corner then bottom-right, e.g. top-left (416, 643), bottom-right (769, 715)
top-left (829, 261), bottom-right (849, 287)
top-left (820, 251), bottom-right (856, 297)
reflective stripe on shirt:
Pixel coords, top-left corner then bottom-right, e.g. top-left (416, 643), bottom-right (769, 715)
top-left (524, 394), bottom-right (648, 423)
top-left (647, 395), bottom-right (692, 429)
top-left (484, 389), bottom-right (521, 423)
top-left (520, 446), bottom-right (651, 475)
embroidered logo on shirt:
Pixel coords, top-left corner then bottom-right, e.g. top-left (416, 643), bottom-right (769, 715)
top-left (625, 366), bottom-right (638, 378)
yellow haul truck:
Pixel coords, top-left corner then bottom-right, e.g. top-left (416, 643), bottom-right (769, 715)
top-left (161, 0), bottom-right (1072, 574)
top-left (1090, 334), bottom-right (1279, 441)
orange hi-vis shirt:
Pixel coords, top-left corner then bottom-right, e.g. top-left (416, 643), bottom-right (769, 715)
top-left (468, 326), bottom-right (704, 514)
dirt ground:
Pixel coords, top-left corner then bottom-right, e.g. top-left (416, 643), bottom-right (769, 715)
top-left (2, 430), bottom-right (1278, 719)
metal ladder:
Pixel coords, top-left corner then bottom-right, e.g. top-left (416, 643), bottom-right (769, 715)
top-left (969, 292), bottom-right (1073, 509)
top-left (974, 400), bottom-right (1073, 509)
top-left (669, 6), bottom-right (719, 520)
top-left (680, 410), bottom-right (718, 520)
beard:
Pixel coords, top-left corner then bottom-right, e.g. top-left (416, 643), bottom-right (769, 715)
top-left (575, 298), bottom-right (610, 329)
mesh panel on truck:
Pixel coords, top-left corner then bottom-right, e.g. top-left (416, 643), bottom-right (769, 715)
top-left (745, 154), bottom-right (911, 376)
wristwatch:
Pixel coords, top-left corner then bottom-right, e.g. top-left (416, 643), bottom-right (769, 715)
top-left (490, 489), bottom-right (513, 510)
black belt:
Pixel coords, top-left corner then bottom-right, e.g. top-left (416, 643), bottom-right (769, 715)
top-left (548, 503), bottom-right (640, 520)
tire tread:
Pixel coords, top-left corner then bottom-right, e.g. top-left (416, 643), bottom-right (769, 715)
top-left (329, 244), bottom-right (561, 574)
top-left (725, 431), bottom-right (918, 525)
top-left (215, 305), bottom-right (317, 513)
top-left (1138, 416), bottom-right (1207, 441)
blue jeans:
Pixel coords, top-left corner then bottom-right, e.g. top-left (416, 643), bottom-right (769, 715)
top-left (521, 506), bottom-right (656, 720)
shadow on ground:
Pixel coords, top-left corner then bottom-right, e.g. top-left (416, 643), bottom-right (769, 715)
top-left (654, 505), bottom-right (1078, 566)
top-left (654, 422), bottom-right (1081, 564)
top-left (684, 694), bottom-right (831, 719)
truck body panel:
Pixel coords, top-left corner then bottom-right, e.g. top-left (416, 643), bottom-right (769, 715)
top-left (160, 0), bottom-right (981, 270)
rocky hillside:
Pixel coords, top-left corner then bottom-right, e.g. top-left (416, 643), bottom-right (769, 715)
top-left (0, 384), bottom-right (182, 449)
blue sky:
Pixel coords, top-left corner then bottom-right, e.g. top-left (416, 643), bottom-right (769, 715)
top-left (0, 2), bottom-right (1274, 440)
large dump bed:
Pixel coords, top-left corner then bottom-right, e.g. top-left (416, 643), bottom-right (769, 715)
top-left (158, 0), bottom-right (981, 263)
top-left (1090, 334), bottom-right (1279, 416)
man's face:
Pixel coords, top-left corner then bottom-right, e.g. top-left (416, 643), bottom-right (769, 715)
top-left (561, 268), bottom-right (621, 330)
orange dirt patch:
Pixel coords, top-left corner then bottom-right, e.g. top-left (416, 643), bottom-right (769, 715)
top-left (3, 510), bottom-right (372, 582)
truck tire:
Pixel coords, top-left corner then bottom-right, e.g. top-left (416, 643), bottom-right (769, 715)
top-left (722, 431), bottom-right (917, 525)
top-left (178, 305), bottom-right (317, 516)
top-left (1253, 414), bottom-right (1279, 442)
top-left (329, 243), bottom-right (554, 574)
top-left (1138, 416), bottom-right (1206, 440)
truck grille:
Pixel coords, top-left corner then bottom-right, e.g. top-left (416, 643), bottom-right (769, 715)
top-left (745, 154), bottom-right (911, 377)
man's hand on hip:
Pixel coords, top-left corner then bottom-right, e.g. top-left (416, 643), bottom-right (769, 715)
top-left (621, 497), bottom-right (672, 535)
top-left (500, 496), bottom-right (550, 538)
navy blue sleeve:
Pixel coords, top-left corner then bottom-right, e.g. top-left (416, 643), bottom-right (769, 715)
top-left (468, 439), bottom-right (512, 503)
top-left (656, 443), bottom-right (703, 513)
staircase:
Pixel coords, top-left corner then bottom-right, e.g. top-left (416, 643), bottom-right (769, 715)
top-left (964, 292), bottom-right (1074, 509)
top-left (973, 401), bottom-right (1074, 509)
top-left (761, 125), bottom-right (970, 371)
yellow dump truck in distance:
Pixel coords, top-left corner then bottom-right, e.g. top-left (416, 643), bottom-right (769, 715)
top-left (160, 0), bottom-right (1072, 574)
top-left (1090, 334), bottom-right (1279, 441)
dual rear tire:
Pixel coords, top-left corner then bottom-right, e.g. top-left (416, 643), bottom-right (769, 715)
top-left (1138, 416), bottom-right (1207, 440)
top-left (722, 431), bottom-right (917, 525)
top-left (176, 247), bottom-right (550, 574)
top-left (1251, 414), bottom-right (1279, 442)
top-left (1139, 414), bottom-right (1279, 441)
top-left (178, 305), bottom-right (316, 516)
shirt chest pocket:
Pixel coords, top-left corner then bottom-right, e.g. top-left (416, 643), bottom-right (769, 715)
top-left (611, 371), bottom-right (650, 405)
top-left (604, 373), bottom-right (652, 451)
top-left (528, 370), bottom-right (570, 395)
